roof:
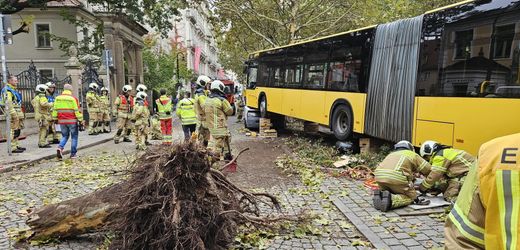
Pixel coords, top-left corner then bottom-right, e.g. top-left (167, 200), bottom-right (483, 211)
top-left (444, 53), bottom-right (510, 72)
top-left (251, 0), bottom-right (477, 56)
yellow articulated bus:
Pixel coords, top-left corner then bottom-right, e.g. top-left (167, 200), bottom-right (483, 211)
top-left (244, 0), bottom-right (520, 155)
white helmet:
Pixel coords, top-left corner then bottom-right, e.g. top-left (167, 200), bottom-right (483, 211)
top-left (394, 140), bottom-right (414, 151)
top-left (420, 140), bottom-right (439, 157)
top-left (136, 91), bottom-right (148, 100)
top-left (210, 80), bottom-right (225, 93)
top-left (136, 84), bottom-right (147, 92)
top-left (196, 75), bottom-right (211, 88)
top-left (45, 82), bottom-right (56, 88)
top-left (89, 82), bottom-right (99, 90)
top-left (35, 84), bottom-right (48, 93)
top-left (101, 87), bottom-right (108, 93)
top-left (122, 85), bottom-right (132, 93)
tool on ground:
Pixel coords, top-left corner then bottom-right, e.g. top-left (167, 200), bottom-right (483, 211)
top-left (219, 147), bottom-right (250, 173)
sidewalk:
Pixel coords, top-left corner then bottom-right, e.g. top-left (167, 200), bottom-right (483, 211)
top-left (0, 130), bottom-right (116, 172)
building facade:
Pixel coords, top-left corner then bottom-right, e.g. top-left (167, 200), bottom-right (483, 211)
top-left (171, 2), bottom-right (221, 79)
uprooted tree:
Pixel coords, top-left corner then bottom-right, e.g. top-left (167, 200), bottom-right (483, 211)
top-left (23, 143), bottom-right (289, 249)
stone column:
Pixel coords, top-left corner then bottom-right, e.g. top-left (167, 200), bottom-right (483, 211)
top-left (114, 38), bottom-right (125, 89)
top-left (64, 51), bottom-right (82, 98)
top-left (135, 47), bottom-right (144, 84)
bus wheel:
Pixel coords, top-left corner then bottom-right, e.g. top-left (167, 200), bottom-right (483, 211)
top-left (259, 96), bottom-right (267, 118)
top-left (331, 105), bottom-right (353, 141)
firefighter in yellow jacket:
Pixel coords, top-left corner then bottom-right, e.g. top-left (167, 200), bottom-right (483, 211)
top-left (203, 80), bottom-right (234, 160)
top-left (1, 76), bottom-right (25, 153)
top-left (45, 81), bottom-right (61, 144)
top-left (445, 133), bottom-right (520, 249)
top-left (31, 84), bottom-right (53, 148)
top-left (99, 87), bottom-right (110, 133)
top-left (419, 141), bottom-right (474, 202)
top-left (373, 140), bottom-right (432, 211)
top-left (176, 91), bottom-right (197, 141)
top-left (131, 91), bottom-right (150, 150)
top-left (113, 85), bottom-right (133, 143)
top-left (194, 75), bottom-right (211, 146)
top-left (86, 83), bottom-right (101, 135)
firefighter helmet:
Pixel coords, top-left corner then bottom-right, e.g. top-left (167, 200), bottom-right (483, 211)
top-left (196, 75), bottom-right (211, 88)
top-left (136, 91), bottom-right (147, 100)
top-left (210, 80), bottom-right (225, 94)
top-left (420, 140), bottom-right (439, 157)
top-left (89, 82), bottom-right (99, 90)
top-left (136, 84), bottom-right (147, 92)
top-left (394, 140), bottom-right (414, 151)
top-left (35, 84), bottom-right (48, 93)
top-left (122, 85), bottom-right (132, 93)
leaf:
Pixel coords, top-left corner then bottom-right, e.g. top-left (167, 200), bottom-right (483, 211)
top-left (339, 221), bottom-right (352, 229)
top-left (408, 232), bottom-right (417, 237)
top-left (293, 228), bottom-right (306, 238)
top-left (352, 240), bottom-right (370, 246)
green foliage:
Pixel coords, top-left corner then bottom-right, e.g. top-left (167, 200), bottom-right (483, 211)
top-left (347, 144), bottom-right (392, 170)
top-left (1, 0), bottom-right (190, 37)
top-left (212, 0), bottom-right (461, 79)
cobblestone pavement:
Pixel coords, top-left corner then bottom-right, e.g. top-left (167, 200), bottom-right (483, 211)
top-left (322, 178), bottom-right (446, 249)
top-left (0, 115), bottom-right (446, 249)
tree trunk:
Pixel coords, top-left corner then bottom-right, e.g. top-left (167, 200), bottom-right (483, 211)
top-left (26, 184), bottom-right (123, 241)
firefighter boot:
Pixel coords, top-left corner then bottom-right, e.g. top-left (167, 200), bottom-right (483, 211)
top-left (104, 121), bottom-right (110, 133)
top-left (114, 129), bottom-right (123, 144)
top-left (373, 189), bottom-right (383, 211)
top-left (123, 129), bottom-right (132, 142)
top-left (380, 190), bottom-right (392, 212)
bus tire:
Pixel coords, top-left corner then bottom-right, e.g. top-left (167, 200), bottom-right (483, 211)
top-left (259, 95), bottom-right (268, 118)
top-left (331, 104), bottom-right (353, 141)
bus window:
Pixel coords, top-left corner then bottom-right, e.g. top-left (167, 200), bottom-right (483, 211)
top-left (285, 64), bottom-right (303, 88)
top-left (270, 67), bottom-right (285, 87)
top-left (417, 1), bottom-right (520, 98)
top-left (247, 66), bottom-right (257, 89)
top-left (302, 41), bottom-right (330, 89)
top-left (328, 49), bottom-right (362, 92)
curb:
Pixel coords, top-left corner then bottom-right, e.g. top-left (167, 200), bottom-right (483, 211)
top-left (0, 137), bottom-right (114, 174)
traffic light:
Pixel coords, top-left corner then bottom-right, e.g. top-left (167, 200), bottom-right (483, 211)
top-left (1, 15), bottom-right (13, 45)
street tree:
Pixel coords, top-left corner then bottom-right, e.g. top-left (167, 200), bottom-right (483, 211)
top-left (211, 0), bottom-right (460, 78)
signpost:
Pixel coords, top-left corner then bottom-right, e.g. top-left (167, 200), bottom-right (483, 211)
top-left (0, 14), bottom-right (12, 155)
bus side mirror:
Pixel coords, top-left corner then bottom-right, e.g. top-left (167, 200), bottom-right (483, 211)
top-left (248, 82), bottom-right (257, 89)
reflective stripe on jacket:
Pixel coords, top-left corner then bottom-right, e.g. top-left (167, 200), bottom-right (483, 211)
top-left (155, 95), bottom-right (172, 120)
top-left (445, 133), bottom-right (520, 249)
top-left (420, 148), bottom-right (474, 191)
top-left (32, 93), bottom-right (52, 121)
top-left (86, 91), bottom-right (100, 112)
top-left (375, 150), bottom-right (432, 185)
top-left (194, 88), bottom-right (207, 125)
top-left (113, 94), bottom-right (133, 118)
top-left (203, 94), bottom-right (233, 136)
top-left (176, 97), bottom-right (197, 125)
top-left (52, 90), bottom-right (83, 124)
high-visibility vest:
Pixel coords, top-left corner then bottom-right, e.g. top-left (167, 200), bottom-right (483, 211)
top-left (445, 133), bottom-right (520, 249)
top-left (52, 90), bottom-right (83, 124)
top-left (0, 84), bottom-right (22, 116)
top-left (114, 94), bottom-right (133, 118)
top-left (155, 95), bottom-right (172, 120)
top-left (176, 98), bottom-right (197, 125)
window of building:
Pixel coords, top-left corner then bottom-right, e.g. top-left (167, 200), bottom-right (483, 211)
top-left (36, 24), bottom-right (52, 48)
top-left (38, 69), bottom-right (54, 81)
top-left (493, 24), bottom-right (515, 59)
top-left (454, 29), bottom-right (473, 59)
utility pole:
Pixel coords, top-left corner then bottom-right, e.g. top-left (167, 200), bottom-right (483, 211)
top-left (0, 14), bottom-right (12, 156)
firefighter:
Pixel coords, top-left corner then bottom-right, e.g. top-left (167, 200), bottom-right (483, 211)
top-left (31, 84), bottom-right (53, 148)
top-left (86, 83), bottom-right (101, 135)
top-left (99, 87), bottom-right (110, 133)
top-left (0, 76), bottom-right (25, 153)
top-left (45, 82), bottom-right (61, 144)
top-left (204, 80), bottom-right (234, 160)
top-left (113, 85), bottom-right (134, 144)
top-left (150, 114), bottom-right (163, 140)
top-left (234, 85), bottom-right (244, 122)
top-left (176, 91), bottom-right (197, 141)
top-left (194, 75), bottom-right (211, 146)
top-left (373, 140), bottom-right (432, 211)
top-left (445, 133), bottom-right (520, 249)
top-left (419, 140), bottom-right (474, 202)
top-left (132, 91), bottom-right (150, 150)
top-left (135, 84), bottom-right (149, 106)
top-left (155, 88), bottom-right (173, 145)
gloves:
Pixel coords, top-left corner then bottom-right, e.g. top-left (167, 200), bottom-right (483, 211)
top-left (166, 111), bottom-right (171, 116)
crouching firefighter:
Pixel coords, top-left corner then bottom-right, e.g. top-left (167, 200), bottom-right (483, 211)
top-left (373, 140), bottom-right (432, 211)
top-left (203, 80), bottom-right (234, 161)
top-left (113, 85), bottom-right (134, 143)
top-left (418, 141), bottom-right (474, 202)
